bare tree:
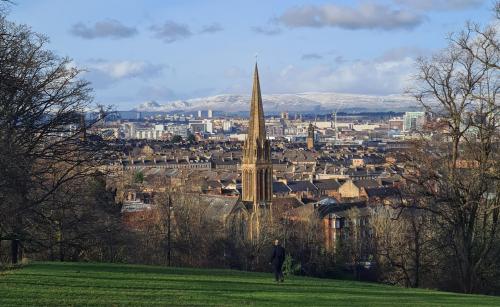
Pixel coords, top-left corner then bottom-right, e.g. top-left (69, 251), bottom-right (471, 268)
top-left (0, 14), bottom-right (111, 264)
top-left (371, 205), bottom-right (435, 288)
top-left (407, 4), bottom-right (499, 293)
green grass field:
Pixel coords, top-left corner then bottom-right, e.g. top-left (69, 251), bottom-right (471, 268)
top-left (0, 262), bottom-right (498, 306)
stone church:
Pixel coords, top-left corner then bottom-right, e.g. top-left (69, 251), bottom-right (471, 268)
top-left (241, 63), bottom-right (273, 240)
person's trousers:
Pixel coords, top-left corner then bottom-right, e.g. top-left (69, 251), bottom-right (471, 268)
top-left (273, 264), bottom-right (284, 282)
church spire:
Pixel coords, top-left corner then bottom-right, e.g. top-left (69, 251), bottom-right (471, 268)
top-left (248, 63), bottom-right (266, 141)
top-left (242, 62), bottom-right (273, 205)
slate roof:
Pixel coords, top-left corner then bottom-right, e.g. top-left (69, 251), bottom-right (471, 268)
top-left (315, 201), bottom-right (368, 218)
top-left (273, 182), bottom-right (292, 193)
top-left (353, 179), bottom-right (380, 189)
top-left (365, 187), bottom-right (400, 198)
top-left (287, 180), bottom-right (318, 192)
top-left (194, 194), bottom-right (245, 222)
top-left (313, 179), bottom-right (341, 191)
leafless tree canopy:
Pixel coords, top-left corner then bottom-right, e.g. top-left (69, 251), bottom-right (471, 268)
top-left (404, 6), bottom-right (500, 293)
top-left (0, 13), bottom-right (115, 263)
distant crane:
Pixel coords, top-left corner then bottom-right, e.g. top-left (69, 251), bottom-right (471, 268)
top-left (332, 102), bottom-right (344, 140)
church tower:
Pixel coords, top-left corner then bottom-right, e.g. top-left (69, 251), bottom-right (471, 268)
top-left (242, 63), bottom-right (273, 205)
top-left (306, 123), bottom-right (315, 150)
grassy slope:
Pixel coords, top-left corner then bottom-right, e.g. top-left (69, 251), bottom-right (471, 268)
top-left (0, 262), bottom-right (498, 306)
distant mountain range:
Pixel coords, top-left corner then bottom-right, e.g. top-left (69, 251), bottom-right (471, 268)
top-left (133, 92), bottom-right (420, 113)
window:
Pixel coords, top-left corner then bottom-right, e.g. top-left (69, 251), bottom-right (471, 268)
top-left (335, 219), bottom-right (340, 229)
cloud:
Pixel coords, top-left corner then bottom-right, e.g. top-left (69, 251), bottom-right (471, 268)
top-left (251, 25), bottom-right (282, 35)
top-left (150, 21), bottom-right (192, 43)
top-left (259, 50), bottom-right (417, 95)
top-left (83, 60), bottom-right (165, 89)
top-left (70, 19), bottom-right (137, 39)
top-left (394, 0), bottom-right (484, 11)
top-left (278, 3), bottom-right (424, 30)
top-left (200, 23), bottom-right (223, 33)
top-left (301, 53), bottom-right (323, 60)
top-left (90, 60), bottom-right (164, 79)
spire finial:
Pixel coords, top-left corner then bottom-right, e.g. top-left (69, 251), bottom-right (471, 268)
top-left (254, 52), bottom-right (258, 63)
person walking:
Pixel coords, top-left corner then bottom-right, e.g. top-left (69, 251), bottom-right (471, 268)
top-left (270, 239), bottom-right (285, 283)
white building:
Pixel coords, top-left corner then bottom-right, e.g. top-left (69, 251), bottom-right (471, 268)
top-left (189, 120), bottom-right (213, 134)
top-left (222, 120), bottom-right (233, 132)
top-left (203, 119), bottom-right (213, 133)
top-left (154, 124), bottom-right (165, 139)
top-left (403, 112), bottom-right (425, 132)
top-left (166, 124), bottom-right (189, 137)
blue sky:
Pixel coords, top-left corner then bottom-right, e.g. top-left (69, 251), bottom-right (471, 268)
top-left (6, 0), bottom-right (495, 109)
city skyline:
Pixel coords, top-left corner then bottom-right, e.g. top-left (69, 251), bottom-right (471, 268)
top-left (6, 0), bottom-right (495, 109)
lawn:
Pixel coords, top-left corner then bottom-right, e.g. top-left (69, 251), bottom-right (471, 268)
top-left (0, 262), bottom-right (498, 306)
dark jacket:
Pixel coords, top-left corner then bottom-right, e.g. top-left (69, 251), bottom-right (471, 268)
top-left (270, 245), bottom-right (285, 267)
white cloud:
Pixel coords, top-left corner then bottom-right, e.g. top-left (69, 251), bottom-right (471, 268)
top-left (278, 3), bottom-right (424, 30)
top-left (260, 54), bottom-right (416, 95)
top-left (82, 60), bottom-right (165, 89)
top-left (89, 60), bottom-right (163, 79)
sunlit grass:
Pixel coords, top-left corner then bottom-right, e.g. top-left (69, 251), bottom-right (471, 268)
top-left (0, 262), bottom-right (498, 306)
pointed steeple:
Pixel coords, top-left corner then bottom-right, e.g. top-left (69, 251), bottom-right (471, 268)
top-left (248, 63), bottom-right (266, 141)
top-left (242, 62), bottom-right (273, 205)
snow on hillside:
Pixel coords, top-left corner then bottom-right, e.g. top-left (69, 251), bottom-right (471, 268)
top-left (134, 92), bottom-right (419, 113)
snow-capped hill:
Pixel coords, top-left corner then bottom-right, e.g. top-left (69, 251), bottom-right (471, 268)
top-left (137, 101), bottom-right (161, 109)
top-left (133, 92), bottom-right (420, 113)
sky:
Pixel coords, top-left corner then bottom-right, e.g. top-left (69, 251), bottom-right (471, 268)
top-left (5, 0), bottom-right (496, 109)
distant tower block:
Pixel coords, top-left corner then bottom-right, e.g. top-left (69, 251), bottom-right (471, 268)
top-left (280, 112), bottom-right (289, 120)
top-left (207, 109), bottom-right (213, 118)
top-left (197, 110), bottom-right (202, 118)
top-left (307, 123), bottom-right (315, 150)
